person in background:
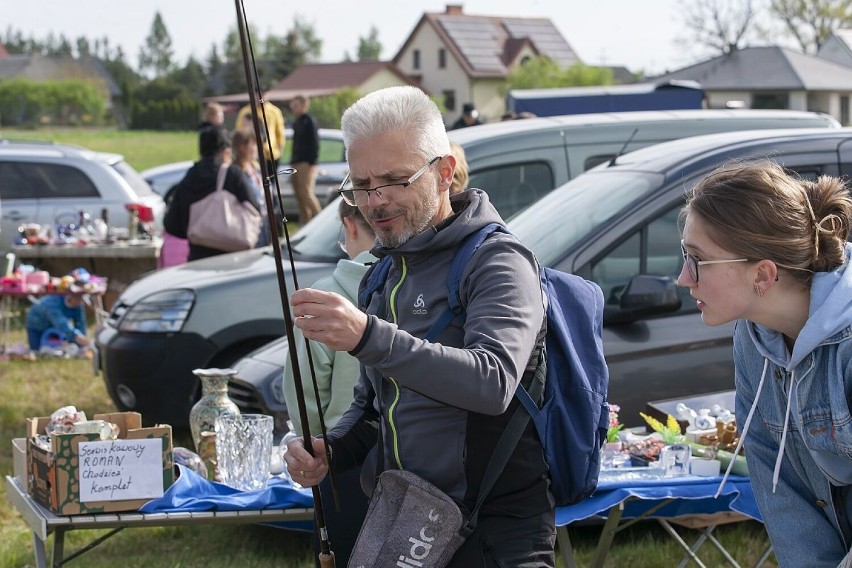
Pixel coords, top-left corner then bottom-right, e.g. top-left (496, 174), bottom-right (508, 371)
top-left (284, 86), bottom-right (553, 567)
top-left (199, 102), bottom-right (224, 130)
top-left (159, 106), bottom-right (229, 269)
top-left (236, 101), bottom-right (286, 175)
top-left (283, 199), bottom-right (376, 567)
top-left (163, 125), bottom-right (260, 261)
top-left (231, 129), bottom-right (269, 247)
top-left (678, 161), bottom-right (852, 567)
top-left (26, 290), bottom-right (89, 353)
top-left (449, 141), bottom-right (469, 195)
top-left (451, 102), bottom-right (482, 129)
top-left (289, 94), bottom-right (323, 223)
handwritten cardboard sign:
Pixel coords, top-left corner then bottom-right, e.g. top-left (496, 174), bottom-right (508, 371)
top-left (78, 438), bottom-right (165, 502)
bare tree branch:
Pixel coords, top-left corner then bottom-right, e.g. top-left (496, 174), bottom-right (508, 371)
top-left (769, 0), bottom-right (852, 53)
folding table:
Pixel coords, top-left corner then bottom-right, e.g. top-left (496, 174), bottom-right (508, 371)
top-left (6, 467), bottom-right (314, 568)
top-left (555, 470), bottom-right (773, 568)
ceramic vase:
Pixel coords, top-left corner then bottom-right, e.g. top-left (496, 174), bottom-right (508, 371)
top-left (189, 368), bottom-right (241, 459)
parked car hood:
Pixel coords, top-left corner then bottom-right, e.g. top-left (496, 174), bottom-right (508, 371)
top-left (116, 246), bottom-right (332, 305)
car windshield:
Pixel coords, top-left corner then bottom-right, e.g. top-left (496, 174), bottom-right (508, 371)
top-left (286, 196), bottom-right (346, 260)
top-left (288, 170), bottom-right (664, 265)
top-left (509, 170), bottom-right (664, 266)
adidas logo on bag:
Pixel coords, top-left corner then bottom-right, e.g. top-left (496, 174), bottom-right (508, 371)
top-left (396, 508), bottom-right (442, 567)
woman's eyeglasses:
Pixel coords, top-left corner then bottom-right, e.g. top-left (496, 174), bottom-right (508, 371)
top-left (680, 240), bottom-right (749, 282)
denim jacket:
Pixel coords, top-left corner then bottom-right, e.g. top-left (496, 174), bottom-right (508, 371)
top-left (731, 244), bottom-right (852, 567)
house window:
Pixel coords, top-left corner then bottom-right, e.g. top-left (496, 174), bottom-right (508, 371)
top-left (438, 48), bottom-right (446, 69)
top-left (443, 90), bottom-right (456, 112)
top-left (413, 49), bottom-right (420, 70)
top-left (752, 93), bottom-right (788, 109)
top-left (842, 95), bottom-right (850, 126)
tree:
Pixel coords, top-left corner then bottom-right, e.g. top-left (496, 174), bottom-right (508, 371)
top-left (506, 57), bottom-right (613, 90)
top-left (75, 37), bottom-right (91, 59)
top-left (356, 26), bottom-right (382, 61)
top-left (166, 56), bottom-right (208, 98)
top-left (310, 87), bottom-right (360, 129)
top-left (138, 12), bottom-right (174, 78)
top-left (676, 0), bottom-right (757, 56)
top-left (769, 0), bottom-right (852, 53)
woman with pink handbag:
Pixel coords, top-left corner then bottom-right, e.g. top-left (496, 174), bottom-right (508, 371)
top-left (163, 126), bottom-right (261, 261)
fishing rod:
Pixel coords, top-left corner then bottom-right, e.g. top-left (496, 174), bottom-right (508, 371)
top-left (233, 1), bottom-right (335, 565)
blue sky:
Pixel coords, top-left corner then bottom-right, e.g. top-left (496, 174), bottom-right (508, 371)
top-left (9, 0), bottom-right (699, 75)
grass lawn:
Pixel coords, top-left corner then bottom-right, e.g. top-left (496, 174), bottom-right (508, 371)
top-left (0, 127), bottom-right (197, 172)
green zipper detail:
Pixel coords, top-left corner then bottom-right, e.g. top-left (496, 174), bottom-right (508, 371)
top-left (386, 257), bottom-right (407, 469)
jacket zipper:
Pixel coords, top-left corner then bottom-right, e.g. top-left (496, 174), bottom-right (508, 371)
top-left (386, 257), bottom-right (407, 469)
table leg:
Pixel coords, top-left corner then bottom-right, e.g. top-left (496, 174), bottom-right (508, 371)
top-left (659, 519), bottom-right (710, 568)
top-left (556, 525), bottom-right (577, 568)
top-left (1, 295), bottom-right (11, 353)
top-left (32, 530), bottom-right (48, 568)
top-left (752, 543), bottom-right (774, 568)
top-left (52, 527), bottom-right (66, 567)
top-left (589, 502), bottom-right (625, 568)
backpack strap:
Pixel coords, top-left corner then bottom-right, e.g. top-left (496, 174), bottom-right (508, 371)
top-left (425, 222), bottom-right (507, 341)
top-left (358, 255), bottom-right (392, 309)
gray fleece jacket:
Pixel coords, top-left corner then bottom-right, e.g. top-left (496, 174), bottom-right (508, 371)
top-left (329, 189), bottom-right (551, 517)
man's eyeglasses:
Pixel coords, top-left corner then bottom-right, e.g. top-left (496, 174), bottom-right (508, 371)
top-left (680, 240), bottom-right (749, 282)
top-left (337, 156), bottom-right (442, 206)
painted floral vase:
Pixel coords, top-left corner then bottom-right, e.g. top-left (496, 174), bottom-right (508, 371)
top-left (189, 368), bottom-right (241, 461)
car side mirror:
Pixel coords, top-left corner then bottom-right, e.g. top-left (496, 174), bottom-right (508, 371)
top-left (604, 274), bottom-right (681, 325)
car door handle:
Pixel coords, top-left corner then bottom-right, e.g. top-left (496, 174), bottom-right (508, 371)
top-left (3, 210), bottom-right (27, 222)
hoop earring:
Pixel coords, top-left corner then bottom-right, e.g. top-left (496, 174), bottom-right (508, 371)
top-left (754, 286), bottom-right (765, 298)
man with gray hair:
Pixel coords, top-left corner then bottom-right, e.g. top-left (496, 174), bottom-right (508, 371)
top-left (284, 86), bottom-right (554, 566)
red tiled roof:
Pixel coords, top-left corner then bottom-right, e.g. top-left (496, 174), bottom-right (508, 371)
top-left (0, 43), bottom-right (9, 59)
top-left (267, 61), bottom-right (414, 92)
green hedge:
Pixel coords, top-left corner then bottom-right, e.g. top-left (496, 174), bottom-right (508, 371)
top-left (0, 78), bottom-right (106, 126)
top-left (130, 97), bottom-right (200, 130)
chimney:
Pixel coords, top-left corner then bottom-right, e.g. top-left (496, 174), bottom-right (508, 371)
top-left (445, 4), bottom-right (463, 15)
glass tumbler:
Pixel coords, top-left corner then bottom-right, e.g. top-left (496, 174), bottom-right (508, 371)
top-left (660, 443), bottom-right (691, 477)
top-left (215, 414), bottom-right (274, 491)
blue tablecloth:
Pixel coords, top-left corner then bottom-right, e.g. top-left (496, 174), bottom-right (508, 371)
top-left (556, 472), bottom-right (761, 526)
top-left (141, 466), bottom-right (760, 534)
top-left (140, 465), bottom-right (315, 531)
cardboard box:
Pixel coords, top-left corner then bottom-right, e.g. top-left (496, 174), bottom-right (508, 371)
top-left (26, 411), bottom-right (174, 515)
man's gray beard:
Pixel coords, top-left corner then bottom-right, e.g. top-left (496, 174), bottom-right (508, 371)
top-left (374, 188), bottom-right (440, 249)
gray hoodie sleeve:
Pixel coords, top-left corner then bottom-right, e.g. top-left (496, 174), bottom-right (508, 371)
top-left (353, 237), bottom-right (544, 416)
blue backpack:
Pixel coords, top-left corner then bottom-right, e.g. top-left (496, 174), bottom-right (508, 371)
top-left (359, 223), bottom-right (610, 506)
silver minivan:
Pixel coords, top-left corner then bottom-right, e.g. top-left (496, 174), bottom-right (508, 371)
top-left (96, 109), bottom-right (840, 427)
top-left (450, 109), bottom-right (840, 220)
top-left (0, 140), bottom-right (166, 250)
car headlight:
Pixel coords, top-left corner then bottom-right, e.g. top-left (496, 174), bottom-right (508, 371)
top-left (117, 289), bottom-right (195, 333)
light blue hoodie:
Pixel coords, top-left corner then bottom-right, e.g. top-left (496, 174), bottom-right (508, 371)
top-left (728, 243), bottom-right (852, 567)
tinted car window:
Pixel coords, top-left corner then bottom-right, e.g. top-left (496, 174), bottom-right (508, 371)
top-left (0, 162), bottom-right (32, 199)
top-left (592, 231), bottom-right (640, 305)
top-left (468, 162), bottom-right (553, 219)
top-left (0, 162), bottom-right (99, 199)
top-left (584, 155), bottom-right (615, 171)
top-left (591, 205), bottom-right (689, 310)
top-left (318, 138), bottom-right (346, 163)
